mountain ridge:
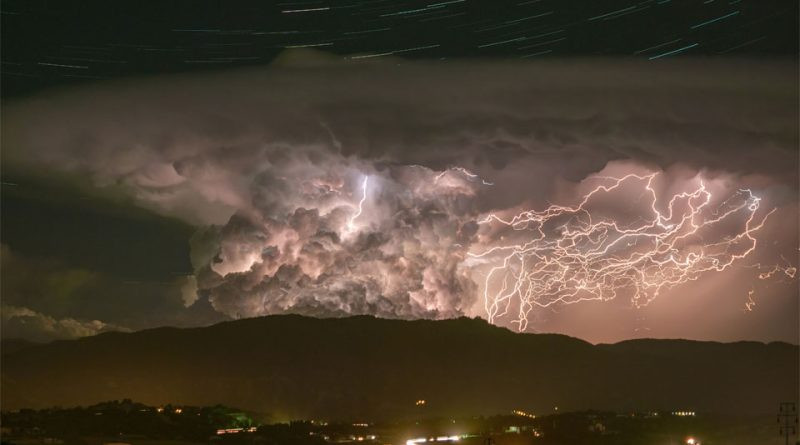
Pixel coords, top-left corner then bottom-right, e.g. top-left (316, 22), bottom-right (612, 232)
top-left (2, 315), bottom-right (796, 420)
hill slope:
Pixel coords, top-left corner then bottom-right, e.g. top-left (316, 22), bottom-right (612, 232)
top-left (1, 338), bottom-right (40, 355)
top-left (1, 315), bottom-right (796, 420)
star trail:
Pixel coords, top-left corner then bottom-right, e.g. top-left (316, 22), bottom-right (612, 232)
top-left (2, 0), bottom-right (797, 96)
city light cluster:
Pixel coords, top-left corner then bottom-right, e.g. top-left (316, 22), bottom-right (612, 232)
top-left (512, 409), bottom-right (536, 419)
top-left (216, 427), bottom-right (258, 435)
top-left (406, 436), bottom-right (461, 445)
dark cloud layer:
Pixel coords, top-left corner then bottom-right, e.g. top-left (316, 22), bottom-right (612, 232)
top-left (2, 54), bottom-right (797, 342)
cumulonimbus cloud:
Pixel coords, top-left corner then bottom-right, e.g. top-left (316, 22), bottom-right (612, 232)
top-left (2, 53), bottom-right (797, 334)
top-left (189, 150), bottom-right (485, 320)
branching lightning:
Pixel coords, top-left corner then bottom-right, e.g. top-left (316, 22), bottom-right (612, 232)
top-left (435, 166), bottom-right (494, 185)
top-left (346, 175), bottom-right (369, 234)
top-left (470, 173), bottom-right (777, 331)
top-left (757, 263), bottom-right (797, 280)
top-left (744, 289), bottom-right (757, 312)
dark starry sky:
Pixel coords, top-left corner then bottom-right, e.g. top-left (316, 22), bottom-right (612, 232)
top-left (2, 0), bottom-right (797, 97)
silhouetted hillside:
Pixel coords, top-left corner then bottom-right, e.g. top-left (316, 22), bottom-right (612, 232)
top-left (1, 315), bottom-right (796, 420)
top-left (1, 338), bottom-right (40, 355)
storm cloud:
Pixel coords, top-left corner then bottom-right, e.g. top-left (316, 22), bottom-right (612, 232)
top-left (2, 54), bottom-right (797, 342)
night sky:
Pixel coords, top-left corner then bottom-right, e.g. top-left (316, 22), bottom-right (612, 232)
top-left (1, 0), bottom-right (798, 344)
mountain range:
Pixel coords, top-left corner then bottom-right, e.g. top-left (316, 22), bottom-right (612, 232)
top-left (1, 315), bottom-right (796, 420)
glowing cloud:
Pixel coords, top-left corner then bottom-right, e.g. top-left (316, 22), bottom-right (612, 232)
top-left (2, 58), bottom-right (796, 340)
top-left (470, 173), bottom-right (775, 330)
top-left (192, 151), bottom-right (486, 321)
top-left (345, 175), bottom-right (369, 235)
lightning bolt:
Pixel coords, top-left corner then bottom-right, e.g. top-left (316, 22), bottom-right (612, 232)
top-left (434, 167), bottom-right (494, 186)
top-left (744, 289), bottom-right (757, 312)
top-left (470, 173), bottom-right (783, 331)
top-left (346, 175), bottom-right (369, 234)
top-left (757, 263), bottom-right (797, 280)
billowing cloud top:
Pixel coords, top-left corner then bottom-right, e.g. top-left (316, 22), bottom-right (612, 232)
top-left (2, 54), bottom-right (797, 342)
